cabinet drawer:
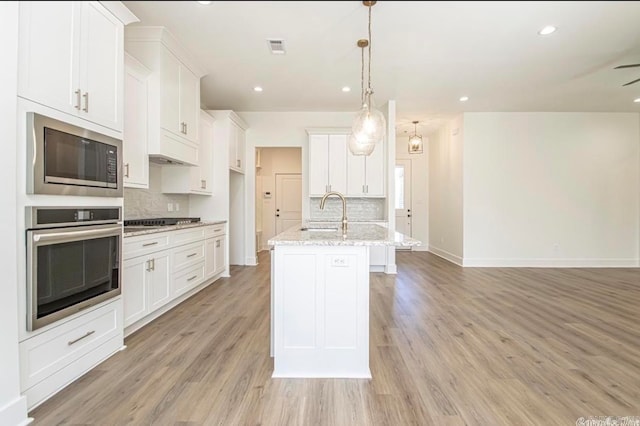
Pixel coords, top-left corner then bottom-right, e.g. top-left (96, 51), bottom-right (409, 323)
top-left (204, 224), bottom-right (225, 238)
top-left (171, 227), bottom-right (206, 246)
top-left (20, 300), bottom-right (122, 390)
top-left (173, 240), bottom-right (205, 272)
top-left (124, 234), bottom-right (170, 259)
top-left (173, 262), bottom-right (205, 297)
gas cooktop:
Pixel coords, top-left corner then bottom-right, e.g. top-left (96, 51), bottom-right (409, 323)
top-left (124, 217), bottom-right (201, 227)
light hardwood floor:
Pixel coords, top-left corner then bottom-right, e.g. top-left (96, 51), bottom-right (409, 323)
top-left (31, 251), bottom-right (640, 425)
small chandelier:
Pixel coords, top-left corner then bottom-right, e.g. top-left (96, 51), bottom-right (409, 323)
top-left (349, 0), bottom-right (386, 156)
top-left (408, 121), bottom-right (423, 154)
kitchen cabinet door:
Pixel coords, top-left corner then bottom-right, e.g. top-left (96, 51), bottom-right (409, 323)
top-left (123, 54), bottom-right (150, 188)
top-left (148, 252), bottom-right (171, 312)
top-left (122, 256), bottom-right (149, 327)
top-left (78, 1), bottom-right (123, 131)
top-left (228, 120), bottom-right (246, 172)
top-left (214, 235), bottom-right (226, 276)
top-left (347, 139), bottom-right (385, 197)
top-left (180, 65), bottom-right (199, 143)
top-left (18, 1), bottom-right (80, 118)
top-left (160, 47), bottom-right (182, 136)
top-left (308, 133), bottom-right (348, 196)
top-left (18, 1), bottom-right (123, 132)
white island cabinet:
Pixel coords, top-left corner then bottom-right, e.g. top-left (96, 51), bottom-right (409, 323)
top-left (268, 223), bottom-right (420, 378)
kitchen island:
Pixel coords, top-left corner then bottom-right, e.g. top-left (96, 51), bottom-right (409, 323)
top-left (268, 222), bottom-right (420, 378)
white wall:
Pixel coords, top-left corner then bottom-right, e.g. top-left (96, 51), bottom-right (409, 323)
top-left (428, 115), bottom-right (465, 264)
top-left (0, 3), bottom-right (29, 424)
top-left (396, 131), bottom-right (429, 251)
top-left (463, 112), bottom-right (640, 267)
top-left (257, 148), bottom-right (302, 250)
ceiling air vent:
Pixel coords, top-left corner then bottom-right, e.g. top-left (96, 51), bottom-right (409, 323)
top-left (267, 39), bottom-right (286, 55)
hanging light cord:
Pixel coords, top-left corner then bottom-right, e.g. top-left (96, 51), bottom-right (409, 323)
top-left (360, 44), bottom-right (365, 105)
top-left (367, 3), bottom-right (372, 94)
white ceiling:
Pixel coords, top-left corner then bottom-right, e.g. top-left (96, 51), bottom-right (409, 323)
top-left (122, 1), bottom-right (640, 134)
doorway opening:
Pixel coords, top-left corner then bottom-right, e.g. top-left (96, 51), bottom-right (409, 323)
top-left (255, 148), bottom-right (302, 252)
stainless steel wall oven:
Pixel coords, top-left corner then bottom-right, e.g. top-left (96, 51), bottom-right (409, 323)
top-left (26, 207), bottom-right (122, 331)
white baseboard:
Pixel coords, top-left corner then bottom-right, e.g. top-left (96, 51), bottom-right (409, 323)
top-left (369, 265), bottom-right (385, 273)
top-left (462, 257), bottom-right (640, 267)
top-left (411, 246), bottom-right (429, 252)
top-left (384, 264), bottom-right (397, 274)
top-left (245, 256), bottom-right (258, 266)
top-left (0, 396), bottom-right (30, 426)
top-left (428, 246), bottom-right (463, 266)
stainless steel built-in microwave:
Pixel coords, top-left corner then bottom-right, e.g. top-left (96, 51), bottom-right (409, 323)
top-left (27, 113), bottom-right (123, 197)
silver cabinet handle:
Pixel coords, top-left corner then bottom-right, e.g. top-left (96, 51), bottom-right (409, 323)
top-left (184, 123), bottom-right (188, 135)
top-left (187, 275), bottom-right (198, 282)
top-left (201, 180), bottom-right (206, 189)
top-left (151, 258), bottom-right (155, 271)
top-left (215, 240), bottom-right (221, 248)
top-left (146, 259), bottom-right (152, 272)
top-left (74, 89), bottom-right (81, 110)
top-left (68, 330), bottom-right (95, 346)
top-left (124, 163), bottom-right (130, 178)
top-left (236, 159), bottom-right (241, 168)
top-left (142, 241), bottom-right (158, 247)
top-left (213, 228), bottom-right (222, 233)
top-left (82, 92), bottom-right (89, 112)
top-left (187, 253), bottom-right (197, 258)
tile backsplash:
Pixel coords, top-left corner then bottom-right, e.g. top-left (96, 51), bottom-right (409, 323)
top-left (124, 164), bottom-right (190, 219)
top-left (309, 197), bottom-right (385, 221)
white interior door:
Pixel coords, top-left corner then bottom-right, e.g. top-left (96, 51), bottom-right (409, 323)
top-left (395, 160), bottom-right (412, 249)
top-left (275, 174), bottom-right (302, 234)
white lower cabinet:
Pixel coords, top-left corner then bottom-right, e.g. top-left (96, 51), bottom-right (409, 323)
top-left (123, 224), bottom-right (226, 334)
top-left (20, 299), bottom-right (123, 409)
top-left (205, 235), bottom-right (226, 279)
top-left (122, 251), bottom-right (171, 327)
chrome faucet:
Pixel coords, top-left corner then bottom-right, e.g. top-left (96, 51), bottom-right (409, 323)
top-left (320, 191), bottom-right (348, 235)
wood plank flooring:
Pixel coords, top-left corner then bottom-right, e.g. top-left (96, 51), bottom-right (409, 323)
top-left (31, 251), bottom-right (640, 425)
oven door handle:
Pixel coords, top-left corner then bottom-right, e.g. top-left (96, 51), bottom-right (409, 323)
top-left (31, 224), bottom-right (122, 245)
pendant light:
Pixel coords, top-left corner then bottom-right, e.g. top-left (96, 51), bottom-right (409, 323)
top-left (349, 0), bottom-right (385, 156)
top-left (348, 39), bottom-right (375, 156)
top-left (408, 121), bottom-right (423, 154)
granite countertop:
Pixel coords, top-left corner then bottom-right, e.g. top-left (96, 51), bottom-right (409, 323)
top-left (268, 221), bottom-right (421, 247)
top-left (123, 220), bottom-right (227, 237)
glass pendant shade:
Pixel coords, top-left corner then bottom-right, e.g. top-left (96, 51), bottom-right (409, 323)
top-left (351, 94), bottom-right (386, 147)
top-left (348, 132), bottom-right (376, 156)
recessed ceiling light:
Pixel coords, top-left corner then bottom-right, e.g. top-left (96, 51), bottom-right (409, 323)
top-left (538, 25), bottom-right (557, 36)
top-left (634, 98), bottom-right (640, 103)
top-left (342, 86), bottom-right (351, 92)
top-left (459, 96), bottom-right (469, 102)
top-left (197, 1), bottom-right (211, 4)
top-left (254, 86), bottom-right (263, 92)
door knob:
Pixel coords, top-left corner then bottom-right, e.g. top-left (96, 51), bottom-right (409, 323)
top-left (276, 214), bottom-right (280, 217)
top-left (408, 215), bottom-right (411, 218)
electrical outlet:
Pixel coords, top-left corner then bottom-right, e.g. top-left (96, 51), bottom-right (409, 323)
top-left (175, 203), bottom-right (180, 212)
top-left (331, 256), bottom-right (349, 267)
top-left (167, 203), bottom-right (173, 212)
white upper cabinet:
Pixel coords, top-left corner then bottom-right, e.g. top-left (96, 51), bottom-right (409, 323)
top-left (209, 111), bottom-right (248, 174)
top-left (159, 49), bottom-right (199, 143)
top-left (125, 27), bottom-right (205, 165)
top-left (308, 133), bottom-right (347, 196)
top-left (347, 140), bottom-right (385, 197)
top-left (161, 110), bottom-right (214, 195)
top-left (228, 119), bottom-right (246, 172)
top-left (123, 53), bottom-right (150, 189)
top-left (18, 1), bottom-right (124, 132)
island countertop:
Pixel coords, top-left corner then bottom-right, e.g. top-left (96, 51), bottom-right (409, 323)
top-left (268, 222), bottom-right (421, 247)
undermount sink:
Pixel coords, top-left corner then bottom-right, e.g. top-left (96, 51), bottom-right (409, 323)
top-left (300, 227), bottom-right (338, 232)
